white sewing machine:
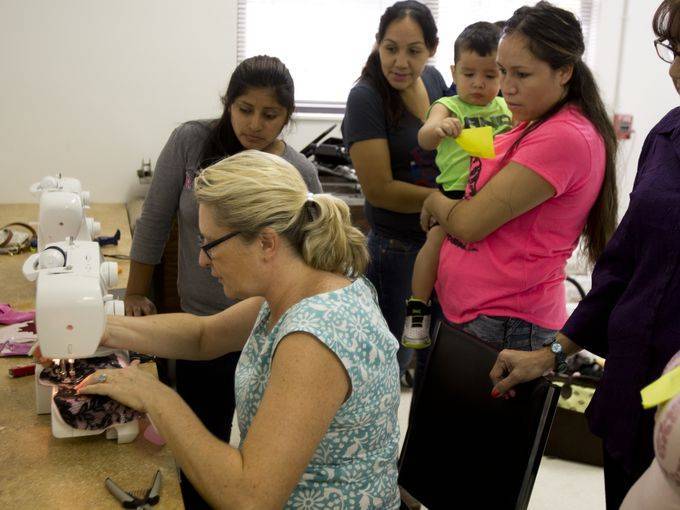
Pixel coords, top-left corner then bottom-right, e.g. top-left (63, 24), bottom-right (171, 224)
top-left (23, 239), bottom-right (139, 443)
top-left (29, 174), bottom-right (100, 250)
top-left (21, 175), bottom-right (138, 443)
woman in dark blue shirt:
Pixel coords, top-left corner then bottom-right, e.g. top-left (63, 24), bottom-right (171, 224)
top-left (488, 2), bottom-right (680, 508)
top-left (342, 1), bottom-right (448, 379)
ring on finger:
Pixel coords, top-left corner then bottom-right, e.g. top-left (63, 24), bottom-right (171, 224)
top-left (96, 373), bottom-right (107, 383)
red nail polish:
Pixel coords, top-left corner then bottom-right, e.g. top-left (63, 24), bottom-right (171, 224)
top-left (491, 389), bottom-right (500, 398)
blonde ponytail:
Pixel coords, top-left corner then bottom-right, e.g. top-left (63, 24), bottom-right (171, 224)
top-left (194, 150), bottom-right (368, 277)
top-left (297, 194), bottom-right (368, 277)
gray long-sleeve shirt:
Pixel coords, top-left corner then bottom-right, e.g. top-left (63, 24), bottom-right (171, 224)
top-left (130, 120), bottom-right (322, 315)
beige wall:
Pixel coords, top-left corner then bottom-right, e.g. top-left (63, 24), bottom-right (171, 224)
top-left (0, 0), bottom-right (238, 204)
top-left (0, 0), bottom-right (676, 215)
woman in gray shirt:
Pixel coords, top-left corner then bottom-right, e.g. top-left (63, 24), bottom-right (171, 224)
top-left (125, 55), bottom-right (321, 509)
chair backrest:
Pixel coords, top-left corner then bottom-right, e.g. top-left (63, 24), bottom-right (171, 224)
top-left (398, 320), bottom-right (560, 510)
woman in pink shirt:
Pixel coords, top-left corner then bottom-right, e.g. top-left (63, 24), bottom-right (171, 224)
top-left (419, 2), bottom-right (618, 353)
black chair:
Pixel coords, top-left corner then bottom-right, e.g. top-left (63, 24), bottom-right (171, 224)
top-left (399, 321), bottom-right (560, 510)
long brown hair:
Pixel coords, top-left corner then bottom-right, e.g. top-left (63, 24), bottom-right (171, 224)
top-left (359, 1), bottom-right (438, 127)
top-left (503, 1), bottom-right (618, 264)
top-left (198, 56), bottom-right (295, 167)
top-left (653, 0), bottom-right (680, 42)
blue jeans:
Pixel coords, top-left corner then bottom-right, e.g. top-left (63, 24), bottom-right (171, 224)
top-left (460, 314), bottom-right (557, 351)
top-left (366, 231), bottom-right (423, 374)
top-left (414, 312), bottom-right (556, 397)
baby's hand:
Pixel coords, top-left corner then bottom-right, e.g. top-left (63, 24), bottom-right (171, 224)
top-left (434, 117), bottom-right (463, 139)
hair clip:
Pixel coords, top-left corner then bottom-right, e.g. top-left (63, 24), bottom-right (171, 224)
top-left (304, 193), bottom-right (318, 222)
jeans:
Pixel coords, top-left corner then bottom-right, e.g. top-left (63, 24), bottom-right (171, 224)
top-left (414, 312), bottom-right (557, 397)
top-left (460, 314), bottom-right (557, 351)
top-left (366, 231), bottom-right (424, 374)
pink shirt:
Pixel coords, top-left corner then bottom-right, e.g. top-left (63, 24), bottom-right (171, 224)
top-left (435, 105), bottom-right (605, 330)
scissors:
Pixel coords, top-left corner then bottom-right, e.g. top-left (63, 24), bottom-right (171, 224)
top-left (105, 470), bottom-right (162, 509)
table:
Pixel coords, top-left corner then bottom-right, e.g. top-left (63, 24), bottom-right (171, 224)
top-left (0, 358), bottom-right (183, 509)
top-left (0, 204), bottom-right (183, 509)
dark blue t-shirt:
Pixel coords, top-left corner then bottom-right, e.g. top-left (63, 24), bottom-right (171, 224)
top-left (342, 66), bottom-right (449, 242)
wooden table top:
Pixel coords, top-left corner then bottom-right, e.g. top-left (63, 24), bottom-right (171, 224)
top-left (0, 203), bottom-right (183, 509)
top-left (0, 357), bottom-right (183, 509)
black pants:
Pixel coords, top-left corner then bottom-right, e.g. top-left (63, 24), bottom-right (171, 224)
top-left (602, 446), bottom-right (650, 510)
top-left (601, 405), bottom-right (656, 510)
top-left (158, 351), bottom-right (241, 509)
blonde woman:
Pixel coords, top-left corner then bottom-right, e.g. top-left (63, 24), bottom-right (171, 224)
top-left (75, 151), bottom-right (401, 509)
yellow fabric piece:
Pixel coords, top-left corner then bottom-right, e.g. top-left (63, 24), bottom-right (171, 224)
top-left (641, 365), bottom-right (680, 409)
top-left (455, 126), bottom-right (496, 159)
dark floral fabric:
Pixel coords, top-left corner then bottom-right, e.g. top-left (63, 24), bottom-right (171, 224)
top-left (39, 354), bottom-right (140, 430)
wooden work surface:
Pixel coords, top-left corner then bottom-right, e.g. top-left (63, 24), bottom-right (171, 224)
top-left (0, 359), bottom-right (183, 509)
top-left (0, 203), bottom-right (183, 509)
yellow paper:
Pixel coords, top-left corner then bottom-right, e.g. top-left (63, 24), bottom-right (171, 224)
top-left (641, 365), bottom-right (680, 409)
top-left (456, 126), bottom-right (495, 159)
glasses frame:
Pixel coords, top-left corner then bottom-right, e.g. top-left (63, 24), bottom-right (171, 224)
top-left (200, 231), bottom-right (241, 260)
top-left (655, 38), bottom-right (678, 64)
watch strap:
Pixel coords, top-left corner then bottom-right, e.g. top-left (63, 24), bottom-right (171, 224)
top-left (544, 338), bottom-right (568, 374)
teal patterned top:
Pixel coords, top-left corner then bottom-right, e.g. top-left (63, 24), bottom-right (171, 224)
top-left (234, 278), bottom-right (401, 509)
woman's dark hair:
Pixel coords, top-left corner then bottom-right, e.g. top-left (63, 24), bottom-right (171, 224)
top-left (502, 1), bottom-right (618, 264)
top-left (199, 55), bottom-right (295, 167)
top-left (653, 0), bottom-right (680, 42)
top-left (359, 1), bottom-right (438, 126)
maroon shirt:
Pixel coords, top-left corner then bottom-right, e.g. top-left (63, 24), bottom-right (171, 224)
top-left (562, 107), bottom-right (680, 473)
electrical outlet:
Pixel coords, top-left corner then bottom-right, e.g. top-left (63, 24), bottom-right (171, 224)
top-left (136, 159), bottom-right (153, 184)
top-left (613, 114), bottom-right (633, 140)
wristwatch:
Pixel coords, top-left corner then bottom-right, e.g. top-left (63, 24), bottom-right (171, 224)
top-left (544, 338), bottom-right (568, 374)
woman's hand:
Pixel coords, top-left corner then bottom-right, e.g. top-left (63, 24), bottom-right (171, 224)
top-left (124, 294), bottom-right (157, 317)
top-left (433, 117), bottom-right (463, 140)
top-left (489, 348), bottom-right (554, 397)
top-left (420, 191), bottom-right (449, 232)
top-left (75, 360), bottom-right (160, 412)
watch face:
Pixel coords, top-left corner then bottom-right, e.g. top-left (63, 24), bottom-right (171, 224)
top-left (551, 342), bottom-right (561, 354)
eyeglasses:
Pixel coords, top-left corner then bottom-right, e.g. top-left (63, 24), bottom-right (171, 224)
top-left (655, 38), bottom-right (678, 64)
top-left (199, 231), bottom-right (240, 260)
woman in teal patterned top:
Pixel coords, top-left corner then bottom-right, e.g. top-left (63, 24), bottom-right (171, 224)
top-left (76, 150), bottom-right (401, 509)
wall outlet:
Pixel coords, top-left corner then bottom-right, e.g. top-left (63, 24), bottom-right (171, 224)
top-left (613, 114), bottom-right (633, 140)
top-left (136, 159), bottom-right (153, 184)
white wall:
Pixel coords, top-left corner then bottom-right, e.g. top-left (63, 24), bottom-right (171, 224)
top-left (0, 0), bottom-right (677, 209)
top-left (559, 0), bottom-right (677, 218)
top-left (611, 0), bottom-right (678, 213)
top-left (0, 0), bottom-right (237, 204)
